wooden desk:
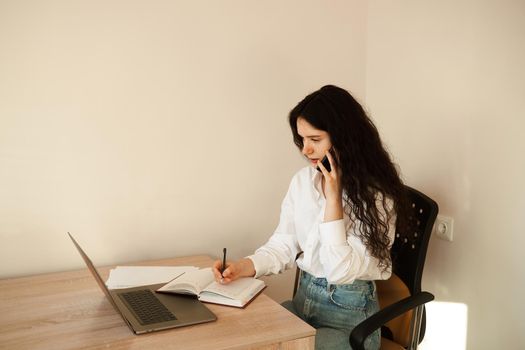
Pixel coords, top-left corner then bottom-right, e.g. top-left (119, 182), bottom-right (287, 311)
top-left (0, 255), bottom-right (315, 349)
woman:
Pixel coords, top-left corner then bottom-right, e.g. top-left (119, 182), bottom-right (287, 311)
top-left (212, 85), bottom-right (407, 349)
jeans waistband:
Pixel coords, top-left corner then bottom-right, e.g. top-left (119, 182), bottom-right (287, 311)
top-left (301, 270), bottom-right (374, 290)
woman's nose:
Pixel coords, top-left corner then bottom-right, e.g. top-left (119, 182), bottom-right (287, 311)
top-left (302, 145), bottom-right (312, 155)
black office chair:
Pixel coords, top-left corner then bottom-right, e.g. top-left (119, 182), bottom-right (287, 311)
top-left (292, 186), bottom-right (438, 350)
top-left (350, 186), bottom-right (438, 350)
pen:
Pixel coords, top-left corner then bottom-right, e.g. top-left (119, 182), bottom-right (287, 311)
top-left (221, 248), bottom-right (227, 276)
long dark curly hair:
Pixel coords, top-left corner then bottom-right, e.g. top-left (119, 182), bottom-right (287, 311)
top-left (289, 85), bottom-right (408, 271)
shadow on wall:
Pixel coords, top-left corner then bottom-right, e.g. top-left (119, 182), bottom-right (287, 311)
top-left (420, 300), bottom-right (468, 350)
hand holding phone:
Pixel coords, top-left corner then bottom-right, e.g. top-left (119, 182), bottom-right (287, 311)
top-left (316, 148), bottom-right (335, 173)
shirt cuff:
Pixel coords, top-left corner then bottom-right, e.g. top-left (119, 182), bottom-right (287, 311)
top-left (319, 219), bottom-right (348, 245)
top-left (245, 254), bottom-right (267, 278)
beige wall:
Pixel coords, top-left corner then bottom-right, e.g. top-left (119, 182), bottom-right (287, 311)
top-left (0, 1), bottom-right (367, 301)
top-left (366, 1), bottom-right (525, 349)
top-left (4, 1), bottom-right (523, 348)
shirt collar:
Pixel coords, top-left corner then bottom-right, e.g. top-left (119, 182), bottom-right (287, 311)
top-left (310, 167), bottom-right (324, 199)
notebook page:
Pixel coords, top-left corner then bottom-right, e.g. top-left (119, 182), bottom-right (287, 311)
top-left (203, 277), bottom-right (265, 301)
top-left (158, 268), bottom-right (215, 294)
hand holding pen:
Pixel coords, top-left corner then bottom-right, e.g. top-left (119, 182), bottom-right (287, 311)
top-left (212, 249), bottom-right (256, 284)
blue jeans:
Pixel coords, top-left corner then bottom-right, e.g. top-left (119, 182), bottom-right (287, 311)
top-left (282, 271), bottom-right (380, 350)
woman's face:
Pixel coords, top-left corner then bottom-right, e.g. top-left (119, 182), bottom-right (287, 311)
top-left (296, 117), bottom-right (332, 168)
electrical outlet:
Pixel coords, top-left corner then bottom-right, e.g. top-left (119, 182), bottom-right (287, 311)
top-left (434, 215), bottom-right (454, 242)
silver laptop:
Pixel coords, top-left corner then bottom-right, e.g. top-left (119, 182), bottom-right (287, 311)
top-left (68, 232), bottom-right (217, 334)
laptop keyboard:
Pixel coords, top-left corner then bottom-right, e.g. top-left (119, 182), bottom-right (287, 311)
top-left (118, 289), bottom-right (177, 325)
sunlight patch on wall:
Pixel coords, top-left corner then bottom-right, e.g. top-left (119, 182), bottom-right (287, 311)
top-left (419, 301), bottom-right (468, 350)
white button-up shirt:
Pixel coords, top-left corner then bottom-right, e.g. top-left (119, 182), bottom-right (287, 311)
top-left (248, 166), bottom-right (396, 284)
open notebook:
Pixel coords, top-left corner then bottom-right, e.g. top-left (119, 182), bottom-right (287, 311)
top-left (157, 268), bottom-right (265, 308)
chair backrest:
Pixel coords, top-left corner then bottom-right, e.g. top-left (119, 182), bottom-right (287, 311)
top-left (377, 186), bottom-right (438, 346)
top-left (391, 186), bottom-right (438, 295)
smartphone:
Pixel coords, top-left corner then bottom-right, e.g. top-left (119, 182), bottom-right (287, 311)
top-left (316, 149), bottom-right (333, 173)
